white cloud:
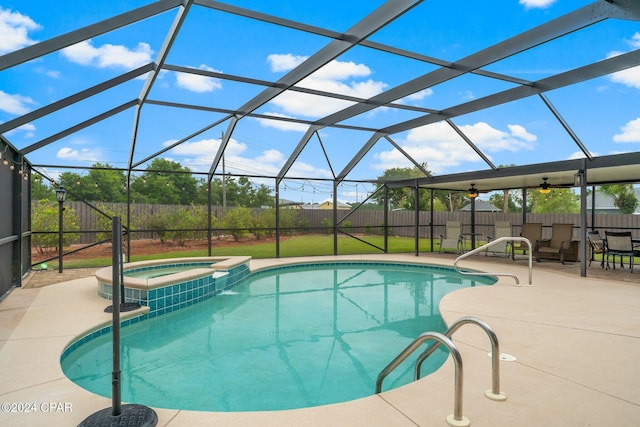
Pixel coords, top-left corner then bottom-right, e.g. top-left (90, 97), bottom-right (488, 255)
top-left (507, 124), bottom-right (537, 142)
top-left (267, 54), bottom-right (388, 118)
top-left (5, 123), bottom-right (36, 138)
top-left (399, 89), bottom-right (434, 103)
top-left (255, 112), bottom-right (310, 132)
top-left (0, 8), bottom-right (40, 54)
top-left (613, 117), bottom-right (640, 143)
top-left (61, 40), bottom-right (153, 70)
top-left (0, 90), bottom-right (37, 115)
top-left (460, 122), bottom-right (537, 152)
top-left (607, 46), bottom-right (640, 89)
top-left (161, 136), bottom-right (332, 179)
top-left (267, 53), bottom-right (307, 72)
top-left (519, 0), bottom-right (556, 9)
top-left (255, 149), bottom-right (285, 164)
top-left (628, 32), bottom-right (640, 49)
top-left (175, 64), bottom-right (222, 93)
top-left (56, 146), bottom-right (102, 162)
top-left (372, 121), bottom-right (536, 173)
top-left (568, 150), bottom-right (597, 160)
top-left (373, 122), bottom-right (479, 173)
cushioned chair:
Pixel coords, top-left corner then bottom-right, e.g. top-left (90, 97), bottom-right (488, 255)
top-left (439, 221), bottom-right (462, 254)
top-left (511, 223), bottom-right (542, 260)
top-left (485, 221), bottom-right (511, 257)
top-left (536, 223), bottom-right (577, 264)
top-left (604, 231), bottom-right (638, 272)
top-left (587, 230), bottom-right (606, 267)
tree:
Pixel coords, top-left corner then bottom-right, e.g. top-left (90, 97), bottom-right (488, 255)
top-left (130, 158), bottom-right (199, 205)
top-left (600, 184), bottom-right (638, 214)
top-left (488, 192), bottom-right (520, 212)
top-left (529, 188), bottom-right (579, 213)
top-left (59, 163), bottom-right (126, 202)
top-left (31, 176), bottom-right (55, 200)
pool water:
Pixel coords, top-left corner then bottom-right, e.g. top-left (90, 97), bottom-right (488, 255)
top-left (62, 263), bottom-right (494, 412)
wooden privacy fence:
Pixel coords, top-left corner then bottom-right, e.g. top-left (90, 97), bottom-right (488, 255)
top-left (60, 202), bottom-right (640, 245)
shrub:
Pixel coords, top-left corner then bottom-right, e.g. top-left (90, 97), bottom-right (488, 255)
top-left (278, 209), bottom-right (298, 235)
top-left (254, 208), bottom-right (275, 239)
top-left (221, 207), bottom-right (253, 241)
top-left (31, 200), bottom-right (80, 254)
top-left (94, 203), bottom-right (130, 242)
top-left (321, 217), bottom-right (333, 234)
top-left (164, 204), bottom-right (209, 245)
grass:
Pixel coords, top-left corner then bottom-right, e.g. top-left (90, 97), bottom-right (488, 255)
top-left (51, 235), bottom-right (440, 269)
top-left (45, 235), bottom-right (630, 270)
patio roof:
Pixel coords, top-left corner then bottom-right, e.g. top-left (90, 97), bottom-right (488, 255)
top-left (1, 1), bottom-right (639, 199)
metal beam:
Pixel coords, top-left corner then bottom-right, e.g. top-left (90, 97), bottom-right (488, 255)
top-left (194, 0), bottom-right (529, 87)
top-left (276, 126), bottom-right (319, 184)
top-left (0, 0), bottom-right (182, 71)
top-left (127, 1), bottom-right (194, 170)
top-left (0, 64), bottom-right (154, 134)
top-left (160, 1), bottom-right (422, 185)
top-left (538, 93), bottom-right (593, 160)
top-left (232, 0), bottom-right (423, 117)
top-left (336, 133), bottom-right (383, 181)
top-left (446, 119), bottom-right (497, 170)
top-left (380, 48), bottom-right (640, 135)
top-left (314, 1), bottom-right (615, 127)
top-left (384, 135), bottom-right (432, 175)
top-left (20, 100), bottom-right (139, 155)
top-left (132, 115), bottom-right (231, 169)
top-left (162, 63), bottom-right (440, 115)
top-left (208, 117), bottom-right (239, 178)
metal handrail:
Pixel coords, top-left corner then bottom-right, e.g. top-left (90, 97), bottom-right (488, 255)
top-left (376, 332), bottom-right (468, 426)
top-left (415, 316), bottom-right (507, 402)
top-left (454, 236), bottom-right (533, 286)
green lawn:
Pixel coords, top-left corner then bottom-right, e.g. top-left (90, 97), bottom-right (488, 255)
top-left (47, 236), bottom-right (630, 270)
top-left (54, 235), bottom-right (439, 269)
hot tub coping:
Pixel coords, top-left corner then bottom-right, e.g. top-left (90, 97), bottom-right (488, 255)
top-left (95, 256), bottom-right (251, 291)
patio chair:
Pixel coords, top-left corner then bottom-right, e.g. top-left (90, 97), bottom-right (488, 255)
top-left (537, 223), bottom-right (577, 264)
top-left (587, 230), bottom-right (606, 267)
top-left (439, 221), bottom-right (463, 254)
top-left (485, 221), bottom-right (512, 257)
top-left (604, 231), bottom-right (638, 272)
top-left (511, 223), bottom-right (542, 260)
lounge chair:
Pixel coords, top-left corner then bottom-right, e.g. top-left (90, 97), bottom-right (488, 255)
top-left (511, 223), bottom-right (542, 260)
top-left (604, 231), bottom-right (638, 272)
top-left (439, 221), bottom-right (462, 254)
top-left (587, 230), bottom-right (606, 267)
top-left (537, 223), bottom-right (578, 264)
top-left (485, 221), bottom-right (511, 256)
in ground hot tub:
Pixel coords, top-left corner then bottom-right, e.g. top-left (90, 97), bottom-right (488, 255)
top-left (95, 256), bottom-right (251, 316)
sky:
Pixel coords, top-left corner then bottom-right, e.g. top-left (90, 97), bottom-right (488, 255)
top-left (1, 0), bottom-right (639, 204)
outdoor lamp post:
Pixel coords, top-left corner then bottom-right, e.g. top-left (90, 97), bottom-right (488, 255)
top-left (56, 186), bottom-right (67, 273)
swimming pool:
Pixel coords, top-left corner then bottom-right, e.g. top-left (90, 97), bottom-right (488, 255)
top-left (62, 262), bottom-right (495, 412)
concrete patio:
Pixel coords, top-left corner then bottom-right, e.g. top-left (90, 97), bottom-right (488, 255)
top-left (1, 254), bottom-right (638, 426)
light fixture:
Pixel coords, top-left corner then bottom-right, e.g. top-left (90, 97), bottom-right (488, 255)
top-left (467, 183), bottom-right (479, 198)
top-left (539, 177), bottom-right (551, 194)
top-left (56, 185), bottom-right (67, 203)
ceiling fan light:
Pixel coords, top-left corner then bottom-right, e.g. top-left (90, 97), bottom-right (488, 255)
top-left (539, 177), bottom-right (551, 194)
top-left (467, 184), bottom-right (479, 198)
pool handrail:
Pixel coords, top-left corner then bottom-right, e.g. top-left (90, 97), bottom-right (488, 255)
top-left (414, 316), bottom-right (507, 402)
top-left (375, 331), bottom-right (468, 426)
top-left (454, 236), bottom-right (533, 286)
